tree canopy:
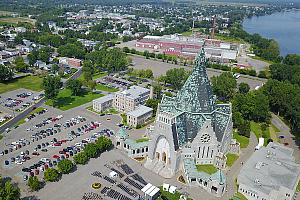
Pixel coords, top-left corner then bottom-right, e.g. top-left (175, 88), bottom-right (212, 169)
top-left (211, 72), bottom-right (237, 101)
top-left (42, 75), bottom-right (62, 101)
top-left (0, 65), bottom-right (14, 82)
top-left (57, 159), bottom-right (74, 174)
top-left (44, 168), bottom-right (60, 182)
top-left (66, 79), bottom-right (82, 96)
top-left (0, 176), bottom-right (20, 200)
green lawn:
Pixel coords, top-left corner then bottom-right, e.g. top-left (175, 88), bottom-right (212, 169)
top-left (196, 164), bottom-right (218, 175)
top-left (233, 131), bottom-right (249, 148)
top-left (0, 75), bottom-right (43, 94)
top-left (250, 121), bottom-right (271, 146)
top-left (157, 186), bottom-right (185, 200)
top-left (16, 107), bottom-right (45, 125)
top-left (46, 89), bottom-right (104, 111)
top-left (93, 72), bottom-right (108, 79)
top-left (297, 180), bottom-right (300, 192)
top-left (226, 153), bottom-right (239, 167)
top-left (232, 192), bottom-right (248, 200)
top-left (95, 84), bottom-right (118, 92)
top-left (269, 124), bottom-right (280, 142)
top-left (136, 137), bottom-right (149, 143)
top-left (0, 134), bottom-right (3, 141)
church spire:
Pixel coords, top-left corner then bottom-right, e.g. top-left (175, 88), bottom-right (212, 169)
top-left (175, 48), bottom-right (215, 113)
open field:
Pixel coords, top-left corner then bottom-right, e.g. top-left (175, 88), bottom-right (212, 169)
top-left (0, 75), bottom-right (43, 94)
top-left (0, 17), bottom-right (36, 25)
top-left (78, 71), bottom-right (108, 81)
top-left (45, 89), bottom-right (104, 111)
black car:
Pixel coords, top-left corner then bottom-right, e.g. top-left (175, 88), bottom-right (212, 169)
top-left (37, 145), bottom-right (41, 149)
top-left (4, 149), bottom-right (8, 154)
top-left (53, 138), bottom-right (57, 142)
top-left (41, 149), bottom-right (47, 152)
top-left (10, 157), bottom-right (15, 162)
top-left (22, 167), bottom-right (31, 172)
top-left (4, 160), bottom-right (9, 165)
top-left (53, 160), bottom-right (57, 166)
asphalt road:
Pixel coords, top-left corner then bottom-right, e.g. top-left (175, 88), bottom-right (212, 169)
top-left (130, 55), bottom-right (267, 90)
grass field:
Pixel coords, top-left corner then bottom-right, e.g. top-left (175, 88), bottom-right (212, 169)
top-left (269, 123), bottom-right (280, 142)
top-left (233, 131), bottom-right (249, 148)
top-left (226, 153), bottom-right (239, 167)
top-left (250, 121), bottom-right (271, 146)
top-left (0, 17), bottom-right (36, 25)
top-left (136, 137), bottom-right (149, 143)
top-left (297, 180), bottom-right (300, 192)
top-left (0, 75), bottom-right (43, 94)
top-left (95, 84), bottom-right (118, 92)
top-left (196, 164), bottom-right (218, 175)
top-left (46, 89), bottom-right (103, 111)
top-left (16, 107), bottom-right (45, 126)
top-left (232, 192), bottom-right (248, 200)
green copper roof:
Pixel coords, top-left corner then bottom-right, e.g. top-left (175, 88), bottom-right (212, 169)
top-left (158, 48), bottom-right (232, 146)
top-left (117, 128), bottom-right (128, 139)
top-left (175, 48), bottom-right (215, 113)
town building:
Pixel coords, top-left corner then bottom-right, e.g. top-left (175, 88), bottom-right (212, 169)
top-left (93, 86), bottom-right (153, 127)
top-left (135, 34), bottom-right (239, 63)
top-left (92, 94), bottom-right (114, 113)
top-left (144, 48), bottom-right (238, 197)
top-left (237, 142), bottom-right (300, 200)
top-left (115, 128), bottom-right (149, 158)
top-left (113, 86), bottom-right (150, 113)
top-left (127, 105), bottom-right (153, 127)
top-left (59, 57), bottom-right (82, 68)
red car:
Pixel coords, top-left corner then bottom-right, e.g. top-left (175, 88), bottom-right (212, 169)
top-left (32, 152), bottom-right (40, 156)
top-left (53, 155), bottom-right (60, 159)
top-left (60, 140), bottom-right (67, 143)
top-left (65, 153), bottom-right (69, 158)
top-left (53, 143), bottom-right (61, 146)
top-left (284, 142), bottom-right (289, 146)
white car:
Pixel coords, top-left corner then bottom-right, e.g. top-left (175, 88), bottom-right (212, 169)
top-left (15, 160), bottom-right (23, 165)
top-left (85, 138), bottom-right (91, 143)
top-left (40, 158), bottom-right (51, 163)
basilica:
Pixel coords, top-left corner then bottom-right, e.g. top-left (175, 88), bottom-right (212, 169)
top-left (144, 48), bottom-right (239, 197)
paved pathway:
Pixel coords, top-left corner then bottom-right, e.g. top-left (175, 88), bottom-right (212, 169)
top-left (222, 132), bottom-right (257, 200)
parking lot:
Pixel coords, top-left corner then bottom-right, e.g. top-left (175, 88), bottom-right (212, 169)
top-left (0, 89), bottom-right (44, 113)
top-left (0, 99), bottom-right (126, 186)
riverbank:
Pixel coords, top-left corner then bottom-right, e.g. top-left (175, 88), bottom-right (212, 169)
top-left (243, 9), bottom-right (300, 56)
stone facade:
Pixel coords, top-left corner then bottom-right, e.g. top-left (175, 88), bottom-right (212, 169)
top-left (144, 48), bottom-right (238, 197)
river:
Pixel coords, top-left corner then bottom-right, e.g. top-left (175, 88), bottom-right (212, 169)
top-left (243, 9), bottom-right (300, 56)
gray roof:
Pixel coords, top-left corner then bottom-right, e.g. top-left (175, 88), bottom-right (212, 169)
top-left (93, 94), bottom-right (114, 104)
top-left (117, 86), bottom-right (149, 100)
top-left (238, 142), bottom-right (300, 195)
top-left (127, 105), bottom-right (153, 118)
top-left (124, 138), bottom-right (149, 149)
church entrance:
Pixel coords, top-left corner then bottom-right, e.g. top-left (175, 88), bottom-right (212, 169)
top-left (162, 152), bottom-right (167, 163)
top-left (155, 152), bottom-right (160, 160)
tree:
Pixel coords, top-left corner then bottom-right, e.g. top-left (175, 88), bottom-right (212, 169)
top-left (84, 143), bottom-right (99, 158)
top-left (238, 82), bottom-right (250, 94)
top-left (73, 152), bottom-right (89, 165)
top-left (211, 72), bottom-right (237, 101)
top-left (165, 68), bottom-right (189, 90)
top-left (66, 79), bottom-right (82, 96)
top-left (14, 56), bottom-right (29, 72)
top-left (145, 99), bottom-right (160, 114)
top-left (42, 75), bottom-right (62, 103)
top-left (238, 120), bottom-right (251, 138)
top-left (153, 83), bottom-right (162, 100)
top-left (51, 64), bottom-right (59, 74)
top-left (95, 136), bottom-right (113, 152)
top-left (0, 65), bottom-right (14, 82)
top-left (283, 54), bottom-right (300, 66)
top-left (0, 177), bottom-right (20, 200)
top-left (82, 60), bottom-right (94, 82)
top-left (27, 176), bottom-right (41, 191)
top-left (86, 80), bottom-right (96, 91)
top-left (44, 168), bottom-right (60, 182)
top-left (58, 43), bottom-right (85, 59)
top-left (57, 159), bottom-right (74, 174)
